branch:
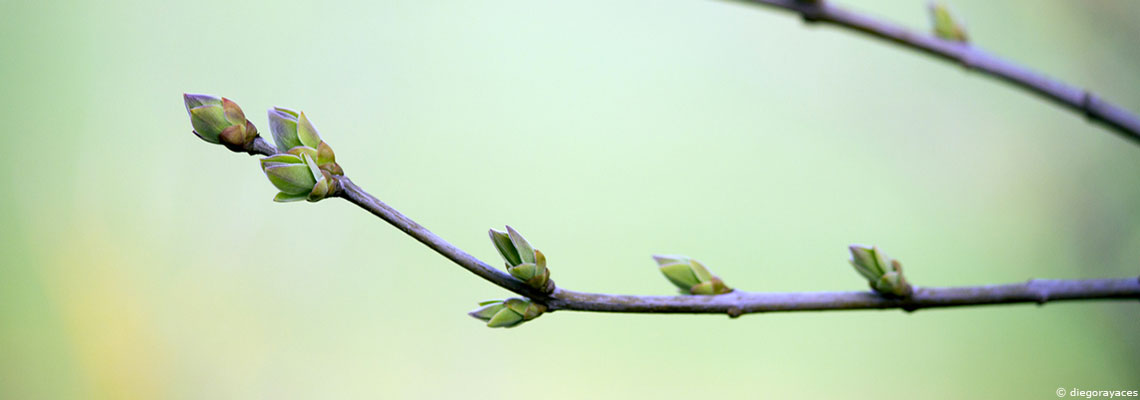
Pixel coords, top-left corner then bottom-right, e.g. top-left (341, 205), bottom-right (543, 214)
top-left (339, 175), bottom-right (1140, 316)
top-left (732, 0), bottom-right (1140, 144)
top-left (246, 137), bottom-right (278, 157)
top-left (336, 177), bottom-right (551, 300)
top-left (547, 278), bottom-right (1140, 316)
top-left (229, 137), bottom-right (1140, 318)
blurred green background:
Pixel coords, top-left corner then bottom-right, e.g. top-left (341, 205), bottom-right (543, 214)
top-left (2, 0), bottom-right (1138, 398)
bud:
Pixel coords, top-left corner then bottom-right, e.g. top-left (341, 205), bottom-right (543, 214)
top-left (653, 255), bottom-right (733, 295)
top-left (489, 226), bottom-right (551, 291)
top-left (929, 2), bottom-right (968, 43)
top-left (848, 245), bottom-right (912, 298)
top-left (183, 94), bottom-right (259, 150)
top-left (467, 298), bottom-right (545, 328)
top-left (316, 141), bottom-right (340, 175)
top-left (268, 107), bottom-right (344, 175)
top-left (260, 153), bottom-right (338, 202)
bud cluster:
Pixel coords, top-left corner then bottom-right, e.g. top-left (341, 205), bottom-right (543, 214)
top-left (468, 298), bottom-right (546, 328)
top-left (260, 107), bottom-right (345, 202)
top-left (267, 107), bottom-right (344, 175)
top-left (489, 226), bottom-right (552, 292)
top-left (260, 152), bottom-right (337, 202)
top-left (183, 94), bottom-right (259, 151)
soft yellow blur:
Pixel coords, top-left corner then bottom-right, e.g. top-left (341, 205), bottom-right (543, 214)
top-left (1, 0), bottom-right (1138, 399)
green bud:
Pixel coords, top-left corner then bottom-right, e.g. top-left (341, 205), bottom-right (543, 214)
top-left (929, 2), bottom-right (968, 42)
top-left (296, 112), bottom-right (322, 149)
top-left (268, 107), bottom-right (302, 150)
top-left (848, 245), bottom-right (884, 281)
top-left (507, 226), bottom-right (535, 264)
top-left (267, 106), bottom-right (344, 175)
top-left (489, 228), bottom-right (522, 266)
top-left (652, 255), bottom-right (733, 295)
top-left (267, 107), bottom-right (321, 150)
top-left (489, 226), bottom-right (550, 290)
top-left (261, 153), bottom-right (337, 203)
top-left (469, 301), bottom-right (506, 320)
top-left (657, 261), bottom-right (700, 289)
top-left (467, 298), bottom-right (545, 328)
top-left (847, 245), bottom-right (912, 298)
top-left (190, 105), bottom-right (226, 141)
top-left (184, 94), bottom-right (258, 150)
top-left (264, 163), bottom-right (316, 195)
top-left (487, 307), bottom-right (524, 327)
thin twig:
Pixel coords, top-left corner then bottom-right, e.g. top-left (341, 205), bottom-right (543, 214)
top-left (324, 148), bottom-right (1139, 315)
top-left (247, 137), bottom-right (278, 157)
top-left (548, 278), bottom-right (1140, 316)
top-left (227, 138), bottom-right (1140, 317)
top-left (222, 134), bottom-right (1140, 319)
top-left (731, 0), bottom-right (1140, 144)
top-left (337, 177), bottom-right (551, 300)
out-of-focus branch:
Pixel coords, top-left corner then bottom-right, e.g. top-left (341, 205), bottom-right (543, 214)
top-left (731, 0), bottom-right (1140, 144)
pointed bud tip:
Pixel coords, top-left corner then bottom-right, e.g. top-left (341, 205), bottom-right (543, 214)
top-left (183, 93), bottom-right (223, 114)
top-left (652, 254), bottom-right (689, 266)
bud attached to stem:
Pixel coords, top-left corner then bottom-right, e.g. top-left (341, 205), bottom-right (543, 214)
top-left (653, 255), bottom-right (733, 295)
top-left (489, 226), bottom-right (552, 292)
top-left (183, 94), bottom-right (259, 151)
top-left (848, 245), bottom-right (912, 298)
top-left (268, 107), bottom-right (344, 176)
top-left (260, 153), bottom-right (338, 202)
top-left (468, 298), bottom-right (546, 328)
top-left (929, 2), bottom-right (969, 43)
